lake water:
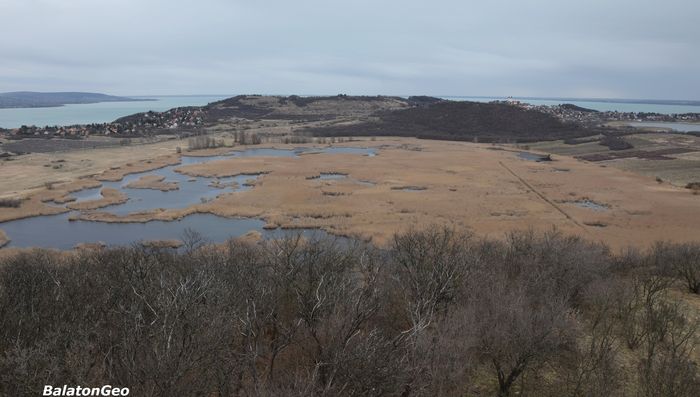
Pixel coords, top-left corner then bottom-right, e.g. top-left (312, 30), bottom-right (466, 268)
top-left (624, 121), bottom-right (700, 133)
top-left (0, 146), bottom-right (376, 249)
top-left (517, 152), bottom-right (552, 162)
top-left (572, 200), bottom-right (609, 211)
top-left (0, 95), bottom-right (228, 128)
top-left (444, 96), bottom-right (700, 115)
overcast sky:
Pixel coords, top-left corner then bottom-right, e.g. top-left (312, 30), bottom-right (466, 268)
top-left (1, 0), bottom-right (698, 99)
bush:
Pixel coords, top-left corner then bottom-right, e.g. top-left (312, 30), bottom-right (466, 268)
top-left (652, 242), bottom-right (700, 293)
top-left (599, 135), bottom-right (634, 150)
top-left (0, 197), bottom-right (22, 208)
top-left (187, 135), bottom-right (224, 150)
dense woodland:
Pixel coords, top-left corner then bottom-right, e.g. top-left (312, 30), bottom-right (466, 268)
top-left (1, 228), bottom-right (698, 396)
top-left (306, 101), bottom-right (597, 143)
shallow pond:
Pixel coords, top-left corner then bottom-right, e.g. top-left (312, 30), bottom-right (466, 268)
top-left (392, 186), bottom-right (427, 192)
top-left (572, 199), bottom-right (609, 211)
top-left (1, 212), bottom-right (333, 250)
top-left (626, 121), bottom-right (700, 133)
top-left (1, 146), bottom-right (376, 249)
top-left (317, 173), bottom-right (348, 180)
top-left (517, 152), bottom-right (552, 162)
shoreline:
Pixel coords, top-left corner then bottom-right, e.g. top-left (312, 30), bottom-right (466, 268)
top-left (0, 98), bottom-right (156, 111)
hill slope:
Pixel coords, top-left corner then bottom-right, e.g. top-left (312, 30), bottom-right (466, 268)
top-left (306, 99), bottom-right (593, 142)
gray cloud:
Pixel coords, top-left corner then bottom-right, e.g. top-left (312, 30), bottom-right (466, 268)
top-left (0, 0), bottom-right (698, 99)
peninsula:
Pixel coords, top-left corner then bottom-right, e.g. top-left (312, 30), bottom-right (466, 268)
top-left (0, 91), bottom-right (151, 109)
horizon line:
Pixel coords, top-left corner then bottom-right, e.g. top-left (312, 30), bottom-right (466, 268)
top-left (3, 91), bottom-right (700, 104)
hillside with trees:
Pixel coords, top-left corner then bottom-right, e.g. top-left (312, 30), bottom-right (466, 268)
top-left (306, 100), bottom-right (596, 143)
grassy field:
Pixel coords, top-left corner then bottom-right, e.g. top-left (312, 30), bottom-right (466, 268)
top-left (2, 136), bottom-right (698, 251)
top-left (528, 132), bottom-right (700, 186)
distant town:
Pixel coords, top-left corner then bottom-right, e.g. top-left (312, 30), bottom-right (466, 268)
top-left (500, 98), bottom-right (700, 126)
top-left (0, 106), bottom-right (207, 138)
top-left (1, 97), bottom-right (699, 140)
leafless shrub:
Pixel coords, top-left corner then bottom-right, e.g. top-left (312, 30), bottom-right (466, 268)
top-left (188, 135), bottom-right (224, 150)
top-left (266, 237), bottom-right (384, 391)
top-left (453, 229), bottom-right (611, 396)
top-left (637, 297), bottom-right (699, 397)
top-left (551, 279), bottom-right (624, 397)
top-left (467, 279), bottom-right (576, 397)
top-left (285, 135), bottom-right (312, 144)
top-left (501, 228), bottom-right (611, 307)
top-left (0, 197), bottom-right (22, 208)
top-left (181, 227), bottom-right (205, 253)
top-left (390, 226), bottom-right (474, 335)
top-left (651, 242), bottom-right (700, 294)
top-left (614, 276), bottom-right (672, 349)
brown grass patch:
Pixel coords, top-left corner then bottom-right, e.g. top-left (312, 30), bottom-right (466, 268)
top-left (125, 175), bottom-right (179, 191)
top-left (140, 239), bottom-right (183, 249)
top-left (66, 188), bottom-right (128, 211)
top-left (97, 154), bottom-right (180, 182)
top-left (0, 229), bottom-right (9, 248)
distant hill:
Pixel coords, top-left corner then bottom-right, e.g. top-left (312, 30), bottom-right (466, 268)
top-left (115, 95), bottom-right (594, 142)
top-left (201, 94), bottom-right (408, 121)
top-left (0, 92), bottom-right (151, 109)
top-left (559, 103), bottom-right (598, 113)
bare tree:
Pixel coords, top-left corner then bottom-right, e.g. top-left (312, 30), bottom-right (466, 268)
top-left (181, 227), bottom-right (206, 253)
top-left (652, 242), bottom-right (700, 294)
top-left (467, 280), bottom-right (575, 397)
top-left (636, 290), bottom-right (699, 397)
top-left (390, 226), bottom-right (473, 336)
top-left (553, 279), bottom-right (623, 397)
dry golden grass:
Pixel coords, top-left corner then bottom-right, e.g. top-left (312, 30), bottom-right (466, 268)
top-left (66, 188), bottom-right (128, 211)
top-left (0, 140), bottom-right (184, 197)
top-left (161, 138), bottom-right (698, 248)
top-left (0, 194), bottom-right (68, 223)
top-left (182, 147), bottom-right (234, 156)
top-left (0, 229), bottom-right (8, 248)
top-left (1, 137), bottom-right (699, 250)
top-left (73, 242), bottom-right (107, 251)
top-left (238, 230), bottom-right (263, 243)
top-left (97, 155), bottom-right (181, 182)
top-left (140, 239), bottom-right (183, 249)
top-left (124, 175), bottom-right (179, 191)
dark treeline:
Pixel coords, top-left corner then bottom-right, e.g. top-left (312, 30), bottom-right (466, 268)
top-left (0, 228), bottom-right (698, 396)
top-left (306, 101), bottom-right (596, 143)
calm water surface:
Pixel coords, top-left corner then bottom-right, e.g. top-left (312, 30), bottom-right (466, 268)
top-left (0, 147), bottom-right (376, 249)
top-left (0, 95), bottom-right (228, 128)
top-left (624, 121), bottom-right (700, 132)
